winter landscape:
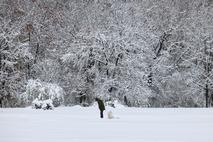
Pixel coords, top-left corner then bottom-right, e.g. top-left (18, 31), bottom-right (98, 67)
top-left (0, 0), bottom-right (213, 142)
top-left (1, 105), bottom-right (213, 142)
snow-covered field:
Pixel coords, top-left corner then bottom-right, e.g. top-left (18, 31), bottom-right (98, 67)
top-left (1, 105), bottom-right (213, 142)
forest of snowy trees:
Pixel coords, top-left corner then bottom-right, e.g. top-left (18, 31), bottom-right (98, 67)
top-left (0, 0), bottom-right (213, 108)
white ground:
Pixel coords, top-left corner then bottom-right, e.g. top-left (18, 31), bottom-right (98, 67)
top-left (0, 105), bottom-right (213, 142)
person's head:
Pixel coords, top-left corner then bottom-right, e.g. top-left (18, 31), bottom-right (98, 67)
top-left (95, 98), bottom-right (98, 101)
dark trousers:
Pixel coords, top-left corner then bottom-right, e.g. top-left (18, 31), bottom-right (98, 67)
top-left (100, 111), bottom-right (104, 118)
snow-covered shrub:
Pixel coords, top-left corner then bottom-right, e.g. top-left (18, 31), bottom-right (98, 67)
top-left (41, 99), bottom-right (54, 110)
top-left (32, 98), bottom-right (54, 110)
top-left (32, 98), bottom-right (42, 109)
top-left (25, 79), bottom-right (64, 107)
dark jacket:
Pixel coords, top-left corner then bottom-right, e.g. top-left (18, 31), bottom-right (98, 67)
top-left (95, 98), bottom-right (105, 111)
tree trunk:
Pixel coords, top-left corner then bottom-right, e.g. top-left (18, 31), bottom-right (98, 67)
top-left (205, 84), bottom-right (209, 108)
top-left (29, 32), bottom-right (31, 42)
top-left (34, 43), bottom-right (39, 64)
top-left (27, 63), bottom-right (30, 79)
top-left (204, 40), bottom-right (210, 108)
top-left (0, 99), bottom-right (2, 108)
top-left (0, 53), bottom-right (2, 69)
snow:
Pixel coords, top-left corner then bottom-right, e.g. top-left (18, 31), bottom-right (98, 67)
top-left (26, 79), bottom-right (64, 100)
top-left (0, 106), bottom-right (213, 142)
top-left (32, 98), bottom-right (54, 110)
top-left (25, 79), bottom-right (64, 106)
top-left (61, 53), bottom-right (75, 63)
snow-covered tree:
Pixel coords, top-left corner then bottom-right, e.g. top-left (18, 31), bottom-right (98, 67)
top-left (1, 0), bottom-right (212, 107)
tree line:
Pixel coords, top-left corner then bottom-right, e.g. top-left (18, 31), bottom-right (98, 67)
top-left (0, 0), bottom-right (213, 108)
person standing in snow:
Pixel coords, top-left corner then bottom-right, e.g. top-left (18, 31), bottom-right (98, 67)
top-left (95, 98), bottom-right (105, 118)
